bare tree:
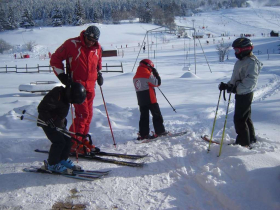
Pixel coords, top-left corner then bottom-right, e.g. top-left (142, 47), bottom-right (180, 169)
top-left (25, 41), bottom-right (36, 51)
top-left (216, 42), bottom-right (231, 62)
top-left (0, 39), bottom-right (12, 53)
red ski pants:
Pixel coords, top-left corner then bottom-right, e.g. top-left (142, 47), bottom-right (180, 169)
top-left (70, 90), bottom-right (95, 147)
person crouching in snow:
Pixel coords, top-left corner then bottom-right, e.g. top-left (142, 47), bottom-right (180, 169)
top-left (37, 82), bottom-right (86, 173)
top-left (133, 59), bottom-right (168, 140)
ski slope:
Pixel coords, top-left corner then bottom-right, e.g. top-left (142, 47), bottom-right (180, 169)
top-left (0, 6), bottom-right (280, 210)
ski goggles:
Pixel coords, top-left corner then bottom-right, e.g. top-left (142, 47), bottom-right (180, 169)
top-left (86, 35), bottom-right (97, 42)
top-left (233, 46), bottom-right (253, 54)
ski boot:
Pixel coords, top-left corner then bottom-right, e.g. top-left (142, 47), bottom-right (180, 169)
top-left (154, 131), bottom-right (169, 138)
top-left (60, 158), bottom-right (82, 171)
top-left (137, 133), bottom-right (154, 141)
top-left (45, 160), bottom-right (72, 174)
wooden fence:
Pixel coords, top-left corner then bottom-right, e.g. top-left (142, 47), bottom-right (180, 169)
top-left (0, 63), bottom-right (123, 73)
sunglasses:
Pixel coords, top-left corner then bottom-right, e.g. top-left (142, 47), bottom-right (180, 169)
top-left (234, 46), bottom-right (253, 54)
top-left (86, 35), bottom-right (97, 42)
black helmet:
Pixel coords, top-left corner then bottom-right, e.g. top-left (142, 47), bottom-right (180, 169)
top-left (66, 82), bottom-right (86, 104)
top-left (232, 37), bottom-right (253, 48)
top-left (232, 38), bottom-right (253, 60)
top-left (84, 26), bottom-right (100, 41)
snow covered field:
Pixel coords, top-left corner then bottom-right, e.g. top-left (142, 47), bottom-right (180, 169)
top-left (0, 5), bottom-right (280, 210)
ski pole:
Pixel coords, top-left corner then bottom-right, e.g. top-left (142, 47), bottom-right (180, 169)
top-left (207, 90), bottom-right (222, 152)
top-left (157, 87), bottom-right (177, 113)
top-left (20, 110), bottom-right (91, 140)
top-left (99, 86), bottom-right (117, 148)
top-left (218, 93), bottom-right (232, 157)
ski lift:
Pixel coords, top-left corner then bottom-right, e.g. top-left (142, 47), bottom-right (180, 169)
top-left (182, 33), bottom-right (191, 71)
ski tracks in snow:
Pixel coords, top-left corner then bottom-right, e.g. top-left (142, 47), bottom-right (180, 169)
top-left (253, 74), bottom-right (280, 102)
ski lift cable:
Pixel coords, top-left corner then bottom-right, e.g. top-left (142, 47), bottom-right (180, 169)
top-left (196, 37), bottom-right (212, 73)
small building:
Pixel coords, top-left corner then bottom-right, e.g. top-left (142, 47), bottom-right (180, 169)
top-left (193, 32), bottom-right (204, 39)
top-left (270, 30), bottom-right (279, 37)
top-left (102, 46), bottom-right (117, 57)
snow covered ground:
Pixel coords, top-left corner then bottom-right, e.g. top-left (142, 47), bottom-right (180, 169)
top-left (0, 5), bottom-right (280, 210)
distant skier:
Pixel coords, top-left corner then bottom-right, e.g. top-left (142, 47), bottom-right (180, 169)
top-left (218, 38), bottom-right (263, 147)
top-left (133, 59), bottom-right (168, 140)
top-left (37, 82), bottom-right (86, 173)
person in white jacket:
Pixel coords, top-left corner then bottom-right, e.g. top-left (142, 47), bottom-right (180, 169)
top-left (218, 38), bottom-right (263, 147)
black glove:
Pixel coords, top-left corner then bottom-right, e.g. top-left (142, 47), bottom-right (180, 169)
top-left (58, 73), bottom-right (72, 86)
top-left (152, 67), bottom-right (159, 78)
top-left (97, 71), bottom-right (103, 86)
top-left (227, 84), bottom-right (237, 93)
top-left (45, 118), bottom-right (55, 129)
top-left (218, 82), bottom-right (228, 91)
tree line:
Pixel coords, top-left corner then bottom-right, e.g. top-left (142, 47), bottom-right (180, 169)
top-left (0, 0), bottom-right (249, 31)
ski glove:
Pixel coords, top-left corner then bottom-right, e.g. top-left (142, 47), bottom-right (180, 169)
top-left (152, 67), bottom-right (159, 78)
top-left (227, 84), bottom-right (236, 93)
top-left (46, 118), bottom-right (56, 129)
top-left (218, 82), bottom-right (228, 91)
top-left (58, 73), bottom-right (72, 86)
top-left (97, 71), bottom-right (103, 86)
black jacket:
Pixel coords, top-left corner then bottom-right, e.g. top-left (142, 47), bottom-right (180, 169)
top-left (37, 86), bottom-right (69, 129)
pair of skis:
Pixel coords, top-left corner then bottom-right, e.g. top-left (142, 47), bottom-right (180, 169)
top-left (23, 160), bottom-right (111, 181)
top-left (136, 131), bottom-right (188, 143)
top-left (34, 149), bottom-right (147, 167)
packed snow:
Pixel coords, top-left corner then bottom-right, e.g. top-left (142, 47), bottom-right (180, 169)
top-left (0, 6), bottom-right (280, 210)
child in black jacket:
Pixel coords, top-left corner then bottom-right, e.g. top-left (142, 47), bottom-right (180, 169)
top-left (37, 82), bottom-right (86, 173)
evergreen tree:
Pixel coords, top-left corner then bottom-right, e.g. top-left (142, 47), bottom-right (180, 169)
top-left (93, 9), bottom-right (99, 23)
top-left (20, 9), bottom-right (35, 28)
top-left (143, 2), bottom-right (152, 23)
top-left (73, 0), bottom-right (85, 26)
top-left (0, 7), bottom-right (15, 30)
top-left (51, 7), bottom-right (63, 27)
top-left (7, 7), bottom-right (17, 29)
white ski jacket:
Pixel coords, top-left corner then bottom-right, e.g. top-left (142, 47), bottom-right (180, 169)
top-left (228, 54), bottom-right (263, 95)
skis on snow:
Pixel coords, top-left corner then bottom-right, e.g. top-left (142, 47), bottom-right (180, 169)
top-left (34, 149), bottom-right (146, 167)
top-left (201, 135), bottom-right (252, 149)
top-left (201, 135), bottom-right (221, 145)
top-left (137, 131), bottom-right (188, 143)
top-left (23, 161), bottom-right (110, 181)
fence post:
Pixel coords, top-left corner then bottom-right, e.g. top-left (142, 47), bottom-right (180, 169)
top-left (106, 63), bottom-right (108, 72)
top-left (6, 65), bottom-right (7, 73)
top-left (38, 64), bottom-right (39, 73)
top-left (121, 62), bottom-right (123, 73)
top-left (16, 65), bottom-right (17, 73)
top-left (26, 64), bottom-right (27, 72)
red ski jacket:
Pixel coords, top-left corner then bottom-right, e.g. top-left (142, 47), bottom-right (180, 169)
top-left (50, 31), bottom-right (102, 92)
top-left (133, 66), bottom-right (160, 106)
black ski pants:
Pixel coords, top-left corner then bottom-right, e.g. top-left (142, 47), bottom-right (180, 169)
top-left (139, 103), bottom-right (165, 137)
top-left (234, 92), bottom-right (256, 146)
top-left (42, 126), bottom-right (72, 166)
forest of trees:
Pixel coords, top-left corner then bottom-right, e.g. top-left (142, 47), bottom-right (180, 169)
top-left (0, 0), bottom-right (251, 31)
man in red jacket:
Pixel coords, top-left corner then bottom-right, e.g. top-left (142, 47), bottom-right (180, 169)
top-left (50, 26), bottom-right (103, 154)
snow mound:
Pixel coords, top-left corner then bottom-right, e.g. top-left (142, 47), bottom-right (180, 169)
top-left (180, 72), bottom-right (199, 79)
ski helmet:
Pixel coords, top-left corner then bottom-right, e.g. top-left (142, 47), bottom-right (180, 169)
top-left (232, 38), bottom-right (253, 60)
top-left (84, 26), bottom-right (100, 41)
top-left (66, 82), bottom-right (86, 104)
top-left (139, 59), bottom-right (154, 70)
